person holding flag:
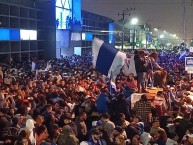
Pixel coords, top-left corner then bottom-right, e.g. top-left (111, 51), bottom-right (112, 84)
top-left (31, 60), bottom-right (39, 80)
top-left (92, 38), bottom-right (126, 82)
top-left (92, 38), bottom-right (127, 95)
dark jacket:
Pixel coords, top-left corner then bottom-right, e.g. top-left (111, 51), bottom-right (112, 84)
top-left (134, 55), bottom-right (148, 73)
top-left (57, 125), bottom-right (79, 145)
top-left (112, 97), bottom-right (129, 116)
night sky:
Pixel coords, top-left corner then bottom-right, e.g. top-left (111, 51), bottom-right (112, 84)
top-left (82, 0), bottom-right (193, 43)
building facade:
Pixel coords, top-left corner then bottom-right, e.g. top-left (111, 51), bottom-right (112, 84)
top-left (0, 0), bottom-right (120, 61)
top-left (0, 0), bottom-right (56, 63)
top-left (81, 10), bottom-right (113, 55)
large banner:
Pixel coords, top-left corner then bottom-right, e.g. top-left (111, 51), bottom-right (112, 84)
top-left (185, 57), bottom-right (193, 73)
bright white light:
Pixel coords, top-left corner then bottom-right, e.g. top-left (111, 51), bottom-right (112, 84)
top-left (82, 33), bottom-right (85, 40)
top-left (131, 18), bottom-right (138, 25)
top-left (29, 30), bottom-right (37, 40)
top-left (20, 30), bottom-right (29, 40)
top-left (173, 34), bottom-right (177, 37)
top-left (142, 40), bottom-right (146, 44)
top-left (20, 30), bottom-right (37, 40)
top-left (154, 28), bottom-right (158, 31)
top-left (163, 31), bottom-right (166, 33)
top-left (159, 34), bottom-right (165, 39)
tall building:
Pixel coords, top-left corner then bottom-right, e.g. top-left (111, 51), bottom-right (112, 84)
top-left (0, 0), bottom-right (114, 61)
top-left (0, 0), bottom-right (56, 63)
top-left (81, 10), bottom-right (113, 55)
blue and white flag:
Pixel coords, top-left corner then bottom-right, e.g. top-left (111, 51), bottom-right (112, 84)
top-left (179, 50), bottom-right (188, 60)
top-left (92, 38), bottom-right (126, 80)
top-left (31, 61), bottom-right (36, 71)
top-left (38, 61), bottom-right (52, 73)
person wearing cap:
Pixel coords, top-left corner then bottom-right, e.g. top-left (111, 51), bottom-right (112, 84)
top-left (88, 128), bottom-right (104, 145)
top-left (81, 95), bottom-right (92, 113)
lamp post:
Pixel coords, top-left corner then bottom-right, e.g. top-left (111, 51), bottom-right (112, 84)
top-left (131, 18), bottom-right (138, 50)
top-left (144, 25), bottom-right (150, 50)
top-left (154, 28), bottom-right (160, 48)
top-left (118, 8), bottom-right (135, 50)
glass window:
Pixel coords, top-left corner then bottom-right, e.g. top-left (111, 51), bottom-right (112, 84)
top-left (56, 0), bottom-right (72, 29)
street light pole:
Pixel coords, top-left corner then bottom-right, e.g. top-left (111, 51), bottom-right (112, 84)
top-left (131, 18), bottom-right (138, 50)
top-left (121, 28), bottom-right (124, 50)
top-left (182, 0), bottom-right (186, 43)
top-left (144, 25), bottom-right (149, 50)
top-left (118, 8), bottom-right (135, 50)
top-left (146, 32), bottom-right (148, 50)
top-left (133, 26), bottom-right (135, 50)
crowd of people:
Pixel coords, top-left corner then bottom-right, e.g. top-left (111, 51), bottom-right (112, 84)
top-left (0, 49), bottom-right (193, 145)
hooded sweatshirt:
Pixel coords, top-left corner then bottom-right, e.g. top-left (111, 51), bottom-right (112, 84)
top-left (57, 125), bottom-right (79, 145)
top-left (26, 119), bottom-right (36, 145)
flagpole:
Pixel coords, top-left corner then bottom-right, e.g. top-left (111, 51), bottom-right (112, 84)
top-left (109, 71), bottom-right (113, 94)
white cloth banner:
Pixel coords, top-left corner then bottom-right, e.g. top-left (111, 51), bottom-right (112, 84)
top-left (130, 93), bottom-right (143, 109)
top-left (123, 55), bottom-right (137, 76)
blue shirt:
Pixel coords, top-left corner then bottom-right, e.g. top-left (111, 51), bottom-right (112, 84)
top-left (96, 93), bottom-right (108, 114)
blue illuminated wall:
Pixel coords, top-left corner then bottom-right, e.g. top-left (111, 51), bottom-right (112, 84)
top-left (0, 29), bottom-right (36, 41)
top-left (109, 23), bottom-right (115, 44)
top-left (72, 0), bottom-right (81, 32)
top-left (82, 32), bottom-right (93, 41)
top-left (85, 33), bottom-right (93, 40)
top-left (72, 0), bottom-right (81, 22)
top-left (0, 29), bottom-right (10, 40)
top-left (10, 29), bottom-right (20, 40)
